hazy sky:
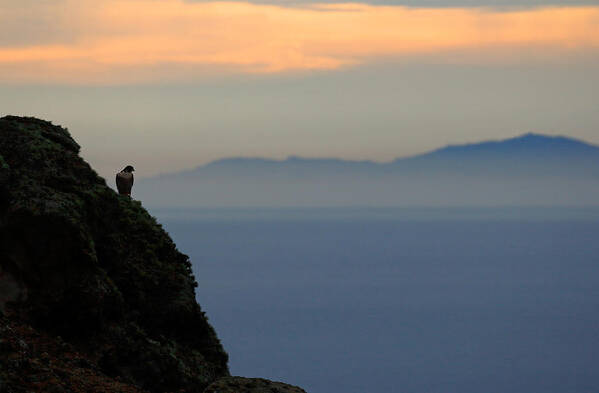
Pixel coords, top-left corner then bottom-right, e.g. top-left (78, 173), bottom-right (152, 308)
top-left (1, 0), bottom-right (598, 179)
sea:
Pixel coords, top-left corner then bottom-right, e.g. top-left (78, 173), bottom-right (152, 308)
top-left (153, 207), bottom-right (599, 393)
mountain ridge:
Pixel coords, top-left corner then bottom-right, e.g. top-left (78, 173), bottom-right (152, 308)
top-left (155, 132), bottom-right (599, 177)
top-left (406, 132), bottom-right (599, 160)
top-left (137, 132), bottom-right (599, 207)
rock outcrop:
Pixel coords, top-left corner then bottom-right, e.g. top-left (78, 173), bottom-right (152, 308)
top-left (0, 116), bottom-right (305, 393)
top-left (204, 377), bottom-right (306, 393)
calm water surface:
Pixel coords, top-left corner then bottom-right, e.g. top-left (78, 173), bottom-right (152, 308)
top-left (155, 208), bottom-right (599, 393)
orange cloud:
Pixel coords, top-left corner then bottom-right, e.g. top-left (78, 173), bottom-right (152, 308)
top-left (1, 0), bottom-right (598, 83)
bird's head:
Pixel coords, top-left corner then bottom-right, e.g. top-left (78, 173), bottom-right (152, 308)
top-left (123, 165), bottom-right (135, 173)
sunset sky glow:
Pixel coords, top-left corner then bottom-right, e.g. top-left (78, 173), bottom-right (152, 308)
top-left (1, 1), bottom-right (598, 83)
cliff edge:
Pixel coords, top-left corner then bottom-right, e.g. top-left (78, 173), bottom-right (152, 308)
top-left (0, 116), bottom-right (305, 393)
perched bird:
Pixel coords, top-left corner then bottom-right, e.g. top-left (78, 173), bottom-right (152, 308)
top-left (116, 165), bottom-right (135, 196)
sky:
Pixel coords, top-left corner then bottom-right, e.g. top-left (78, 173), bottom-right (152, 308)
top-left (1, 0), bottom-right (598, 179)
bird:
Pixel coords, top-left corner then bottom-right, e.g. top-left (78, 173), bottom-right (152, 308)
top-left (116, 165), bottom-right (135, 197)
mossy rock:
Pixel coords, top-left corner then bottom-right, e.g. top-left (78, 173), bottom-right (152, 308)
top-left (0, 116), bottom-right (228, 392)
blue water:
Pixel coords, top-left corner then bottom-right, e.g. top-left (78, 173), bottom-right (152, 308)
top-left (155, 208), bottom-right (599, 393)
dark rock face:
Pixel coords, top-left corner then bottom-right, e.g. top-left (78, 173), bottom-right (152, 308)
top-left (0, 313), bottom-right (146, 393)
top-left (204, 377), bottom-right (307, 393)
top-left (0, 116), bottom-right (229, 392)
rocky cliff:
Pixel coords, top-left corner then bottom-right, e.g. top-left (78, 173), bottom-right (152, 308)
top-left (0, 116), bottom-right (305, 393)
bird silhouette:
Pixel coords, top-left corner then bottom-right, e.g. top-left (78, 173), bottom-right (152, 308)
top-left (116, 165), bottom-right (135, 197)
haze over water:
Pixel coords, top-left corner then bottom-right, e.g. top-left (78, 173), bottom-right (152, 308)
top-left (156, 207), bottom-right (599, 393)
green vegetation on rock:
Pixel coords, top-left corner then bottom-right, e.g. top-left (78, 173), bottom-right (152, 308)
top-left (0, 116), bottom-right (229, 392)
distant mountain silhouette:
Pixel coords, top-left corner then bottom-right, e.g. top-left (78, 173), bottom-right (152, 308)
top-left (137, 133), bottom-right (599, 207)
top-left (405, 133), bottom-right (598, 158)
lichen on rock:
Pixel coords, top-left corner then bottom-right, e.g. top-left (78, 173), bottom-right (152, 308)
top-left (0, 116), bottom-right (229, 392)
